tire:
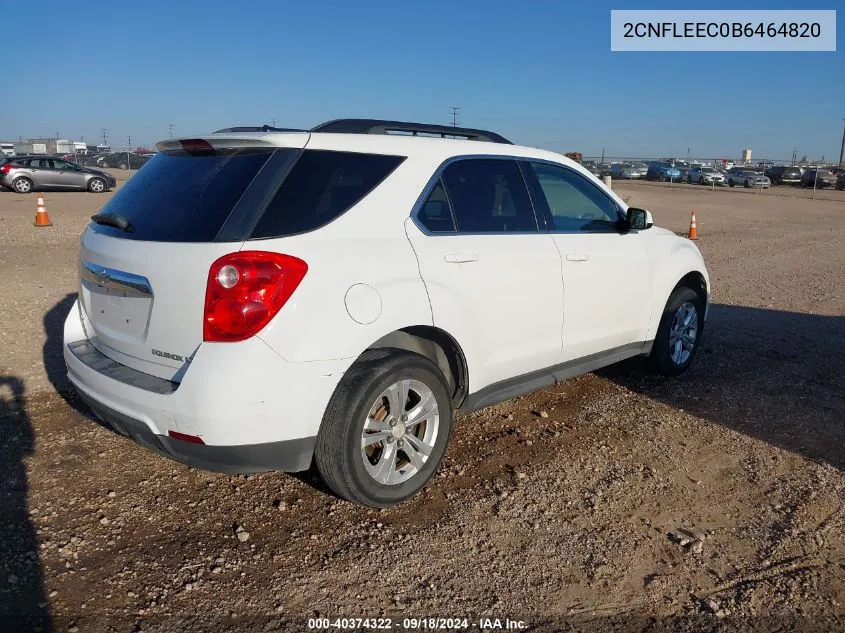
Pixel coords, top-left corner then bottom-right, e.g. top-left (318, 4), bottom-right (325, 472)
top-left (698, 177), bottom-right (705, 185)
top-left (649, 286), bottom-right (705, 377)
top-left (744, 180), bottom-right (750, 188)
top-left (87, 177), bottom-right (106, 193)
top-left (314, 349), bottom-right (453, 507)
top-left (12, 177), bottom-right (33, 193)
top-left (118, 162), bottom-right (128, 170)
top-left (728, 179), bottom-right (735, 187)
top-left (687, 176), bottom-right (692, 184)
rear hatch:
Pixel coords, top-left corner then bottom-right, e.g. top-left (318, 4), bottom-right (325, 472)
top-left (77, 134), bottom-right (308, 380)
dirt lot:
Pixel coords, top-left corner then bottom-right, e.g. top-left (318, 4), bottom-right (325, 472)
top-left (0, 175), bottom-right (843, 632)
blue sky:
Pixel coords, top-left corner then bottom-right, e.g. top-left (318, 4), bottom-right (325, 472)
top-left (3, 0), bottom-right (842, 160)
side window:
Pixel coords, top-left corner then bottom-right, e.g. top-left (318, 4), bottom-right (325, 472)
top-left (441, 159), bottom-right (537, 233)
top-left (527, 162), bottom-right (620, 232)
top-left (417, 179), bottom-right (456, 232)
top-left (251, 150), bottom-right (405, 239)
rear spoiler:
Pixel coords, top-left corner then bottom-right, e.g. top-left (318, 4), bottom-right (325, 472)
top-left (155, 134), bottom-right (309, 153)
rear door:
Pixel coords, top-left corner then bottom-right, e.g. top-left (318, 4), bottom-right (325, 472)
top-left (24, 158), bottom-right (53, 187)
top-left (405, 157), bottom-right (563, 392)
top-left (75, 135), bottom-right (308, 380)
top-left (523, 161), bottom-right (652, 362)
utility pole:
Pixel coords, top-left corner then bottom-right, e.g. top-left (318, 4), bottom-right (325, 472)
top-left (601, 147), bottom-right (605, 163)
top-left (839, 119), bottom-right (845, 167)
top-left (271, 117), bottom-right (276, 127)
top-left (450, 106), bottom-right (460, 127)
top-left (169, 123), bottom-right (174, 139)
top-left (100, 128), bottom-right (108, 148)
top-left (127, 136), bottom-right (132, 178)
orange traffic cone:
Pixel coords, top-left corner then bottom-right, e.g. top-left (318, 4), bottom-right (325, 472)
top-left (687, 210), bottom-right (699, 240)
top-left (34, 193), bottom-right (53, 227)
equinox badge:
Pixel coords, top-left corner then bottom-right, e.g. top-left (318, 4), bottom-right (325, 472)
top-left (152, 349), bottom-right (185, 362)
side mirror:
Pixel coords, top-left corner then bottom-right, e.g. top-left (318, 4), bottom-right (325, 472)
top-left (625, 207), bottom-right (653, 231)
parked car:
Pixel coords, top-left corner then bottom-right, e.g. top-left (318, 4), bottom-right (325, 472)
top-left (609, 163), bottom-right (639, 179)
top-left (646, 162), bottom-right (682, 182)
top-left (102, 152), bottom-right (153, 170)
top-left (836, 171), bottom-right (845, 190)
top-left (82, 153), bottom-right (109, 168)
top-left (726, 169), bottom-right (770, 188)
top-left (632, 163), bottom-right (648, 178)
top-left (687, 166), bottom-right (725, 185)
top-left (800, 169), bottom-right (835, 188)
top-left (0, 155), bottom-right (116, 193)
top-left (64, 118), bottom-right (710, 507)
top-left (765, 166), bottom-right (803, 186)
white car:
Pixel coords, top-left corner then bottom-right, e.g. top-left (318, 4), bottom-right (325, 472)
top-left (687, 167), bottom-right (725, 185)
top-left (64, 119), bottom-right (710, 507)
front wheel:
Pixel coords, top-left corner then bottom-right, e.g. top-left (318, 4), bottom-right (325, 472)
top-left (314, 350), bottom-right (453, 507)
top-left (728, 179), bottom-right (735, 187)
top-left (87, 177), bottom-right (106, 193)
top-left (698, 177), bottom-right (705, 185)
top-left (118, 162), bottom-right (128, 170)
top-left (649, 286), bottom-right (704, 377)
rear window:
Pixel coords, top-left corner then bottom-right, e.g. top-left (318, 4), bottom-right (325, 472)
top-left (90, 148), bottom-right (277, 242)
top-left (250, 150), bottom-right (405, 239)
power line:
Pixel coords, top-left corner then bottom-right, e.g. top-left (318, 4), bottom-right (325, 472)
top-left (450, 106), bottom-right (460, 127)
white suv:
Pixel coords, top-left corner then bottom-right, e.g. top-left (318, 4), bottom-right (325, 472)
top-left (64, 119), bottom-right (710, 507)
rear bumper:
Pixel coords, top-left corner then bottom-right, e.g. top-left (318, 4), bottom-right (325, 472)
top-left (76, 388), bottom-right (316, 473)
top-left (64, 299), bottom-right (349, 473)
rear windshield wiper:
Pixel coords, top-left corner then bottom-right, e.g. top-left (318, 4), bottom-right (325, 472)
top-left (91, 212), bottom-right (135, 233)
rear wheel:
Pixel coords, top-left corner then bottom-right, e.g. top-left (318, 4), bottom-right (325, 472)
top-left (87, 177), bottom-right (106, 193)
top-left (118, 162), bottom-right (128, 170)
top-left (698, 177), bottom-right (705, 185)
top-left (314, 350), bottom-right (453, 507)
top-left (728, 179), bottom-right (735, 187)
top-left (12, 177), bottom-right (33, 193)
top-left (649, 286), bottom-right (704, 377)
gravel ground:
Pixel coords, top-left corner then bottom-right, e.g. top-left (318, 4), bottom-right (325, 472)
top-left (0, 176), bottom-right (843, 632)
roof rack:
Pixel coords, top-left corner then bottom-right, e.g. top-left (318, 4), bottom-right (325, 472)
top-left (212, 125), bottom-right (305, 134)
top-left (310, 119), bottom-right (512, 144)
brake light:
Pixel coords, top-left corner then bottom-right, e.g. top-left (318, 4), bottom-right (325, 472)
top-left (180, 139), bottom-right (214, 153)
top-left (1, 164), bottom-right (12, 173)
top-left (203, 251), bottom-right (308, 342)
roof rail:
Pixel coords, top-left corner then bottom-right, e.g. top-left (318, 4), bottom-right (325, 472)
top-left (212, 125), bottom-right (305, 134)
top-left (310, 119), bottom-right (512, 144)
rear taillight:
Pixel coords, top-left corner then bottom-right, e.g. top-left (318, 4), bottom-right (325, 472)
top-left (203, 251), bottom-right (308, 342)
top-left (0, 164), bottom-right (12, 173)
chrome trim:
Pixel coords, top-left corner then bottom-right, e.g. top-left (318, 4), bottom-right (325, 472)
top-left (81, 261), bottom-right (153, 296)
top-left (409, 154), bottom-right (625, 237)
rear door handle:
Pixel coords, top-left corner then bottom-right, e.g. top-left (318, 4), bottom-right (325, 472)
top-left (566, 253), bottom-right (590, 262)
top-left (444, 253), bottom-right (480, 264)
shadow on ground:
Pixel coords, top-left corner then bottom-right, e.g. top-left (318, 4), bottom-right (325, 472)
top-left (0, 376), bottom-right (51, 632)
top-left (602, 303), bottom-right (845, 471)
top-left (43, 293), bottom-right (89, 417)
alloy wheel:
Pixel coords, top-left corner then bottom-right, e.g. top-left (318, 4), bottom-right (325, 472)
top-left (669, 301), bottom-right (697, 366)
top-left (361, 379), bottom-right (440, 486)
